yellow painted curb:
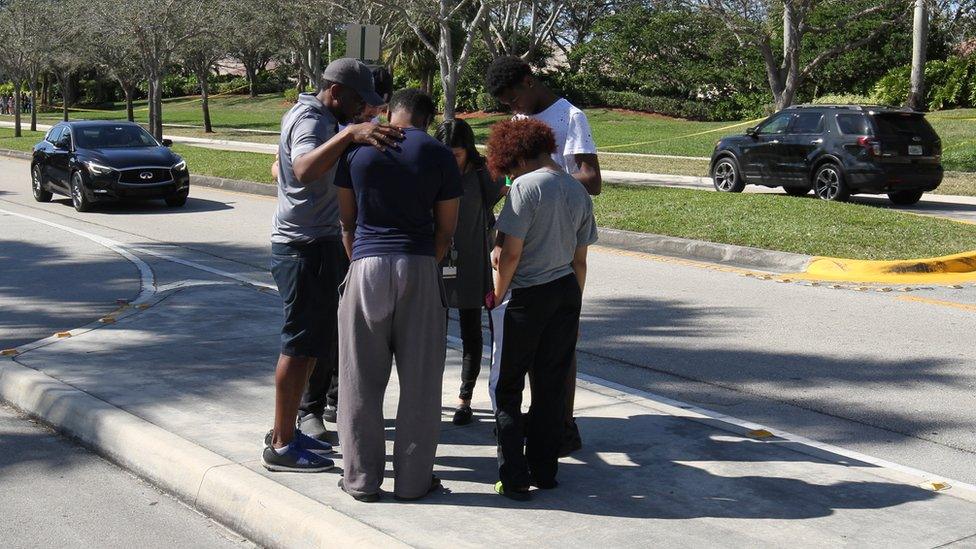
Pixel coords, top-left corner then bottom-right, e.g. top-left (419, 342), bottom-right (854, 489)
top-left (787, 250), bottom-right (976, 284)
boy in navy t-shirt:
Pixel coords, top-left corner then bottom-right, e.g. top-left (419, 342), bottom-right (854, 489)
top-left (333, 89), bottom-right (462, 502)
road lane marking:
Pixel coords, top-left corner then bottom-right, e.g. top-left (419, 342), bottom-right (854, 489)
top-left (0, 205), bottom-right (275, 292)
top-left (897, 295), bottom-right (976, 313)
top-left (0, 208), bottom-right (155, 303)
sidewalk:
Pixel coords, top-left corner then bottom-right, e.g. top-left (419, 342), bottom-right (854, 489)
top-left (3, 219), bottom-right (976, 548)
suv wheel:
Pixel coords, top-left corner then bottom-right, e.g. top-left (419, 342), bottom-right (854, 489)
top-left (813, 164), bottom-right (849, 202)
top-left (783, 186), bottom-right (810, 197)
top-left (70, 172), bottom-right (93, 212)
top-left (31, 164), bottom-right (52, 202)
top-left (887, 190), bottom-right (924, 206)
top-left (712, 157), bottom-right (744, 193)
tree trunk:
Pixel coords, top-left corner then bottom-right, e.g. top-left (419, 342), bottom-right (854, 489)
top-left (244, 62), bottom-right (258, 98)
top-left (29, 82), bottom-right (37, 132)
top-left (61, 76), bottom-right (70, 122)
top-left (153, 76), bottom-right (164, 140)
top-left (908, 0), bottom-right (928, 111)
top-left (148, 78), bottom-right (156, 135)
top-left (200, 74), bottom-right (213, 133)
top-left (124, 85), bottom-right (134, 122)
top-left (13, 81), bottom-right (22, 137)
top-left (42, 75), bottom-right (51, 108)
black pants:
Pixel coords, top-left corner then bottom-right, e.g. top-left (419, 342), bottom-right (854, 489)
top-left (489, 274), bottom-right (582, 488)
top-left (455, 308), bottom-right (484, 401)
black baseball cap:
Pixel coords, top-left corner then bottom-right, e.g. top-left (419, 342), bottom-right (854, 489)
top-left (322, 58), bottom-right (384, 107)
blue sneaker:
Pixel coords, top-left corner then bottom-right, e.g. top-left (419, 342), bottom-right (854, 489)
top-left (262, 441), bottom-right (335, 473)
top-left (264, 429), bottom-right (334, 454)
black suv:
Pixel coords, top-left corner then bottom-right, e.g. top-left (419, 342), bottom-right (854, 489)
top-left (31, 121), bottom-right (190, 212)
top-left (710, 105), bottom-right (943, 205)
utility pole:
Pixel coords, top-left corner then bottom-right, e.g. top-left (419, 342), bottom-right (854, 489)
top-left (908, 0), bottom-right (928, 111)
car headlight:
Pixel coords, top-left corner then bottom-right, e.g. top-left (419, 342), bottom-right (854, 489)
top-left (173, 159), bottom-right (187, 172)
top-left (84, 161), bottom-right (115, 176)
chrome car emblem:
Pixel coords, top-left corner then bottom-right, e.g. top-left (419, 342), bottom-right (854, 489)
top-left (139, 171), bottom-right (153, 180)
top-left (912, 136), bottom-right (921, 142)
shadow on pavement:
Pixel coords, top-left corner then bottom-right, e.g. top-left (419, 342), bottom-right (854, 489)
top-left (576, 296), bottom-right (972, 449)
top-left (49, 196), bottom-right (233, 214)
top-left (0, 238), bottom-right (135, 349)
top-left (423, 414), bottom-right (936, 519)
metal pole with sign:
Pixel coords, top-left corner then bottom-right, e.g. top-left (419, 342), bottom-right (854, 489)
top-left (345, 24), bottom-right (382, 63)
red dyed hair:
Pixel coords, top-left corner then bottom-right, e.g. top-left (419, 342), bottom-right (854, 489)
top-left (485, 118), bottom-right (557, 180)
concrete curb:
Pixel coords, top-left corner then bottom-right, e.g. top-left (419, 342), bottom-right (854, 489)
top-left (0, 358), bottom-right (408, 549)
top-left (191, 174), bottom-right (276, 197)
top-left (598, 227), bottom-right (813, 273)
top-left (0, 148), bottom-right (32, 161)
top-left (603, 170), bottom-right (710, 188)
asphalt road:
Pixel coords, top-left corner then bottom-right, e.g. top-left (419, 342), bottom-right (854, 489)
top-left (0, 153), bottom-right (974, 494)
top-left (0, 403), bottom-right (251, 549)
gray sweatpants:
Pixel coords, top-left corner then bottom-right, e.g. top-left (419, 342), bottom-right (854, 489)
top-left (337, 254), bottom-right (447, 499)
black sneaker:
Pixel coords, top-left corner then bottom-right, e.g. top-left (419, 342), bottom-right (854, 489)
top-left (452, 405), bottom-right (473, 426)
top-left (558, 419), bottom-right (582, 457)
top-left (262, 442), bottom-right (335, 473)
top-left (264, 429), bottom-right (334, 454)
top-left (494, 481), bottom-right (531, 501)
top-left (298, 413), bottom-right (329, 440)
top-left (338, 478), bottom-right (380, 503)
top-left (322, 405), bottom-right (338, 424)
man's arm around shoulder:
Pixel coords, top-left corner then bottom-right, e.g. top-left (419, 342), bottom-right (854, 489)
top-left (293, 122), bottom-right (404, 185)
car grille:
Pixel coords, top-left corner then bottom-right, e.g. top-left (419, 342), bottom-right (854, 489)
top-left (118, 168), bottom-right (173, 184)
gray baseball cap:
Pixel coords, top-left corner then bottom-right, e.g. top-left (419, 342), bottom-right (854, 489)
top-left (322, 58), bottom-right (385, 106)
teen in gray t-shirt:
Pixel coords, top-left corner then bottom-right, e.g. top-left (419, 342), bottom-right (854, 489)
top-left (494, 167), bottom-right (598, 289)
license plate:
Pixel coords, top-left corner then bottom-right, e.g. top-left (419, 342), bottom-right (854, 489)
top-left (908, 145), bottom-right (923, 156)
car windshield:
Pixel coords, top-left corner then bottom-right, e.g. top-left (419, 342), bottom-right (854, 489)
top-left (74, 125), bottom-right (159, 149)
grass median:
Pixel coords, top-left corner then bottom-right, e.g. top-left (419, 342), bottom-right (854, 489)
top-left (595, 184), bottom-right (976, 260)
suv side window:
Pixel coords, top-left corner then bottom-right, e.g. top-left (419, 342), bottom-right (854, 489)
top-left (60, 127), bottom-right (73, 148)
top-left (46, 126), bottom-right (63, 144)
top-left (836, 114), bottom-right (872, 135)
top-left (757, 113), bottom-right (792, 135)
top-left (790, 112), bottom-right (825, 134)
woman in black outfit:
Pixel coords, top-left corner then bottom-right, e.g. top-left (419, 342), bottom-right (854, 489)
top-left (435, 119), bottom-right (506, 426)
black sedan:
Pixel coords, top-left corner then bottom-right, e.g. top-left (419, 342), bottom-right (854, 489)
top-left (31, 121), bottom-right (190, 212)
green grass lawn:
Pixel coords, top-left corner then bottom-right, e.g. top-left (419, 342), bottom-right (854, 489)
top-left (0, 127), bottom-right (47, 155)
top-left (463, 109), bottom-right (748, 157)
top-left (595, 184), bottom-right (976, 260)
top-left (925, 109), bottom-right (976, 172)
top-left (171, 144), bottom-right (275, 183)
